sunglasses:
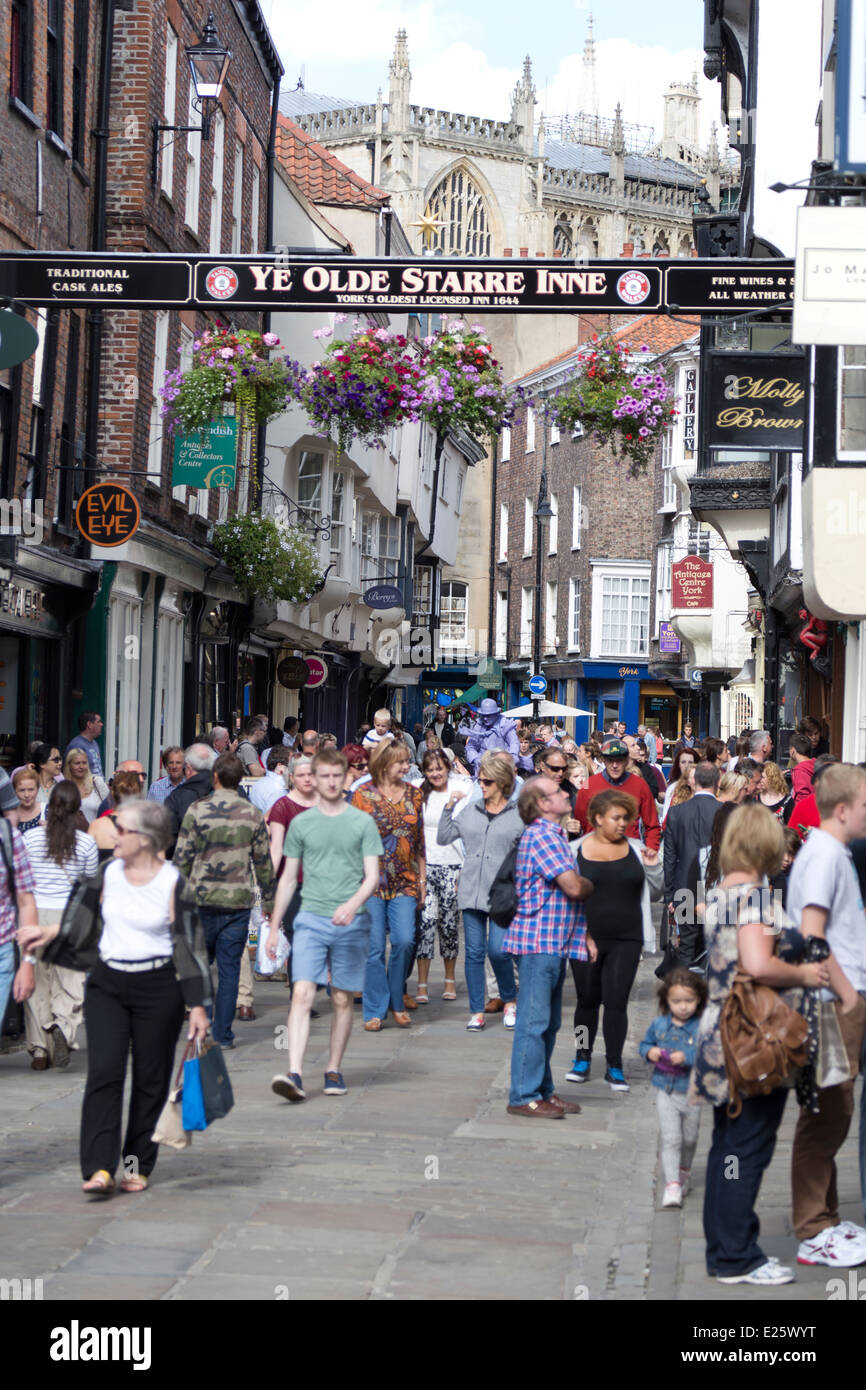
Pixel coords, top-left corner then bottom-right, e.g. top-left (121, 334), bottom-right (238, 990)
top-left (114, 824), bottom-right (141, 837)
top-left (478, 777), bottom-right (496, 786)
top-left (547, 764), bottom-right (567, 773)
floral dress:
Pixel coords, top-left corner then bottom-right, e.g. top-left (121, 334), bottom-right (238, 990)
top-left (350, 783), bottom-right (424, 900)
top-left (690, 880), bottom-right (807, 1108)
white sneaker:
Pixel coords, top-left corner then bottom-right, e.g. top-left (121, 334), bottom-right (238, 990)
top-left (718, 1259), bottom-right (795, 1286)
top-left (466, 1013), bottom-right (486, 1030)
top-left (838, 1219), bottom-right (866, 1241)
top-left (797, 1226), bottom-right (866, 1267)
top-left (503, 1002), bottom-right (517, 1029)
top-left (662, 1182), bottom-right (682, 1208)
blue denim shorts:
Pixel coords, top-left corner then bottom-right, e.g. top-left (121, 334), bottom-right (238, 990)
top-left (291, 910), bottom-right (370, 991)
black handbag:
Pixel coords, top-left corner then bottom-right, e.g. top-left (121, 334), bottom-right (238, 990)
top-left (488, 843), bottom-right (519, 928)
top-left (198, 1040), bottom-right (234, 1123)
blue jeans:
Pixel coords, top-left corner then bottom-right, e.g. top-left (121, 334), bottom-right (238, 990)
top-left (200, 908), bottom-right (249, 1046)
top-left (363, 895), bottom-right (417, 1021)
top-left (0, 940), bottom-right (15, 1029)
top-left (508, 953), bottom-right (566, 1107)
top-left (703, 1087), bottom-right (788, 1276)
top-left (462, 909), bottom-right (517, 1015)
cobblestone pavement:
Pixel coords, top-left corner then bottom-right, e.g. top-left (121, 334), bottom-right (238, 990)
top-left (0, 957), bottom-right (862, 1302)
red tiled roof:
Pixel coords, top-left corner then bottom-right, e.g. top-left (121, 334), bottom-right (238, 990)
top-left (275, 115), bottom-right (389, 209)
top-left (511, 314), bottom-right (699, 383)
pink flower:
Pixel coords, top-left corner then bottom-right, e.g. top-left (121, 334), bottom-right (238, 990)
top-left (219, 348), bottom-right (235, 359)
top-left (262, 332), bottom-right (279, 346)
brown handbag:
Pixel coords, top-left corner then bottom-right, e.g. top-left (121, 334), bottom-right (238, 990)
top-left (719, 968), bottom-right (809, 1117)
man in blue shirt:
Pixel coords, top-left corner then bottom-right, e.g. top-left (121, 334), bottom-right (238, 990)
top-left (64, 712), bottom-right (104, 780)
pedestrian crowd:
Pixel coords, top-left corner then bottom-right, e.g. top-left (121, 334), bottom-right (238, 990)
top-left (5, 702), bottom-right (866, 1288)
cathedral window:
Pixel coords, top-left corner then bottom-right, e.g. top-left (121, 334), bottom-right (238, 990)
top-left (424, 166), bottom-right (491, 256)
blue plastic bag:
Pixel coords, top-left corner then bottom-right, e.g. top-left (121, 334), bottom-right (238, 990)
top-left (182, 1051), bottom-right (208, 1131)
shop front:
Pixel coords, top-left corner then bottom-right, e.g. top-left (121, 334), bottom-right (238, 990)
top-left (0, 546), bottom-right (99, 767)
top-left (575, 661), bottom-right (650, 740)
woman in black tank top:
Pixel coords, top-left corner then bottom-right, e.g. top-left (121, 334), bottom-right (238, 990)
top-left (569, 788), bottom-right (650, 1091)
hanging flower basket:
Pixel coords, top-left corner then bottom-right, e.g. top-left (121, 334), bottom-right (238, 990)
top-left (161, 327), bottom-right (302, 435)
top-left (297, 320), bottom-right (423, 453)
top-left (416, 321), bottom-right (521, 443)
top-left (549, 335), bottom-right (677, 478)
top-left (211, 512), bottom-right (324, 606)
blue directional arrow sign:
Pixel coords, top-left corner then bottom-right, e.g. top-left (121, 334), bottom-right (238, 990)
top-left (528, 674), bottom-right (548, 697)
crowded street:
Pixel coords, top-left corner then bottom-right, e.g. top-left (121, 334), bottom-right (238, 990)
top-left (3, 952), bottom-right (861, 1303)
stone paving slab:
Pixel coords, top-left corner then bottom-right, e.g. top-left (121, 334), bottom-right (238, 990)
top-left (1, 957), bottom-right (864, 1302)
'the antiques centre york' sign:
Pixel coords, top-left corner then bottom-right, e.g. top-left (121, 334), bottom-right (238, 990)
top-left (706, 352), bottom-right (805, 451)
top-left (672, 557), bottom-right (714, 610)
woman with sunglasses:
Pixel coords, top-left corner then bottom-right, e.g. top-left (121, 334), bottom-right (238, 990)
top-left (19, 781), bottom-right (99, 1070)
top-left (437, 751), bottom-right (522, 1030)
top-left (17, 800), bottom-right (210, 1196)
top-left (31, 744), bottom-right (64, 804)
top-left (87, 770), bottom-right (145, 863)
top-left (340, 744), bottom-right (370, 798)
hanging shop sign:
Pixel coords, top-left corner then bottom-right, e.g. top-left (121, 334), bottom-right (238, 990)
top-left (276, 656), bottom-right (311, 689)
top-left (476, 656), bottom-right (504, 690)
top-left (671, 557), bottom-right (714, 610)
top-left (658, 622), bottom-right (681, 654)
top-left (363, 583), bottom-right (403, 610)
top-left (172, 420), bottom-right (237, 489)
top-left (0, 310), bottom-right (39, 369)
top-left (75, 483), bottom-right (141, 546)
top-left (0, 253), bottom-right (796, 316)
top-left (706, 352), bottom-right (805, 451)
top-left (793, 206), bottom-right (866, 346)
top-left (304, 656), bottom-right (328, 689)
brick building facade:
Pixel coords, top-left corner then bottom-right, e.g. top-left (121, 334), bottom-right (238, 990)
top-left (493, 315), bottom-right (700, 740)
top-left (0, 0), bottom-right (103, 758)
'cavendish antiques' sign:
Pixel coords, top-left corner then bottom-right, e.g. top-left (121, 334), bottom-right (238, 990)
top-left (707, 352), bottom-right (805, 451)
top-left (172, 421), bottom-right (237, 489)
top-left (0, 253), bottom-right (797, 316)
top-left (672, 557), bottom-right (714, 610)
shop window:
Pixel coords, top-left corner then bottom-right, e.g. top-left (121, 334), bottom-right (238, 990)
top-left (297, 449), bottom-right (324, 522)
top-left (441, 581), bottom-right (467, 645)
top-left (594, 567), bottom-right (650, 658)
top-left (413, 567), bottom-right (433, 625)
top-left (838, 346), bottom-right (866, 458)
top-left (330, 469), bottom-right (346, 568)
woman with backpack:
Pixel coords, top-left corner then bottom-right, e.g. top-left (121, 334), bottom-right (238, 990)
top-left (691, 803), bottom-right (830, 1286)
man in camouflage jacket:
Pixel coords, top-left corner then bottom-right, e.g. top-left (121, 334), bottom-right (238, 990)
top-left (175, 752), bottom-right (275, 1048)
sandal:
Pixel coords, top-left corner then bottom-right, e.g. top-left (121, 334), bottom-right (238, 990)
top-left (442, 980), bottom-right (457, 1000)
top-left (391, 1011), bottom-right (411, 1027)
top-left (364, 1018), bottom-right (383, 1032)
top-left (82, 1170), bottom-right (115, 1199)
top-left (119, 1174), bottom-right (149, 1194)
top-left (416, 983), bottom-right (429, 1004)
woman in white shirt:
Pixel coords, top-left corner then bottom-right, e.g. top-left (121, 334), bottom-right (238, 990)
top-left (21, 781), bottom-right (98, 1070)
top-left (413, 749), bottom-right (471, 1003)
top-left (18, 800), bottom-right (210, 1198)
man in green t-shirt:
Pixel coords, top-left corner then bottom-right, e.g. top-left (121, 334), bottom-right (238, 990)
top-left (265, 747), bottom-right (381, 1103)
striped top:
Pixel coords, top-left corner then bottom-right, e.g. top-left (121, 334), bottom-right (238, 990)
top-left (21, 825), bottom-right (99, 910)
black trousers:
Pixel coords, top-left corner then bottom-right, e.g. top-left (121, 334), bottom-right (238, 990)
top-left (80, 960), bottom-right (185, 1181)
top-left (571, 937), bottom-right (643, 1068)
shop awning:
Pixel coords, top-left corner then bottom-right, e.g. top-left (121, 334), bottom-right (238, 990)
top-left (450, 682), bottom-right (487, 707)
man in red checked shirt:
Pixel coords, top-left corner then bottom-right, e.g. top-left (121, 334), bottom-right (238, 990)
top-left (573, 739), bottom-right (660, 862)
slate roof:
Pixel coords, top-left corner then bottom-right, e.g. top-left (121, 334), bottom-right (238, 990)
top-left (543, 138), bottom-right (704, 189)
top-left (275, 116), bottom-right (388, 209)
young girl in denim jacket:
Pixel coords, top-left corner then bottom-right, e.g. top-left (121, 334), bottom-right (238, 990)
top-left (639, 968), bottom-right (707, 1209)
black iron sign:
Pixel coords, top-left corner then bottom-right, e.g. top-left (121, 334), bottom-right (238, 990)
top-left (0, 252), bottom-right (796, 315)
top-left (707, 351), bottom-right (806, 451)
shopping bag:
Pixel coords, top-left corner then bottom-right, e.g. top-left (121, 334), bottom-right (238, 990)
top-left (181, 1046), bottom-right (208, 1131)
top-left (154, 1041), bottom-right (195, 1148)
top-left (255, 919), bottom-right (290, 977)
top-left (816, 999), bottom-right (853, 1089)
top-left (198, 1040), bottom-right (234, 1123)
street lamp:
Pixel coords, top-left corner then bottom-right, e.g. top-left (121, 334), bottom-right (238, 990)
top-left (151, 13), bottom-right (232, 183)
top-left (532, 420), bottom-right (553, 722)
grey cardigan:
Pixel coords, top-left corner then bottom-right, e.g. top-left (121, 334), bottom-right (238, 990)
top-left (438, 800), bottom-right (523, 912)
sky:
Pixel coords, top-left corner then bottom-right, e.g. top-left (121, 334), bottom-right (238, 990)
top-left (263, 0), bottom-right (823, 254)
